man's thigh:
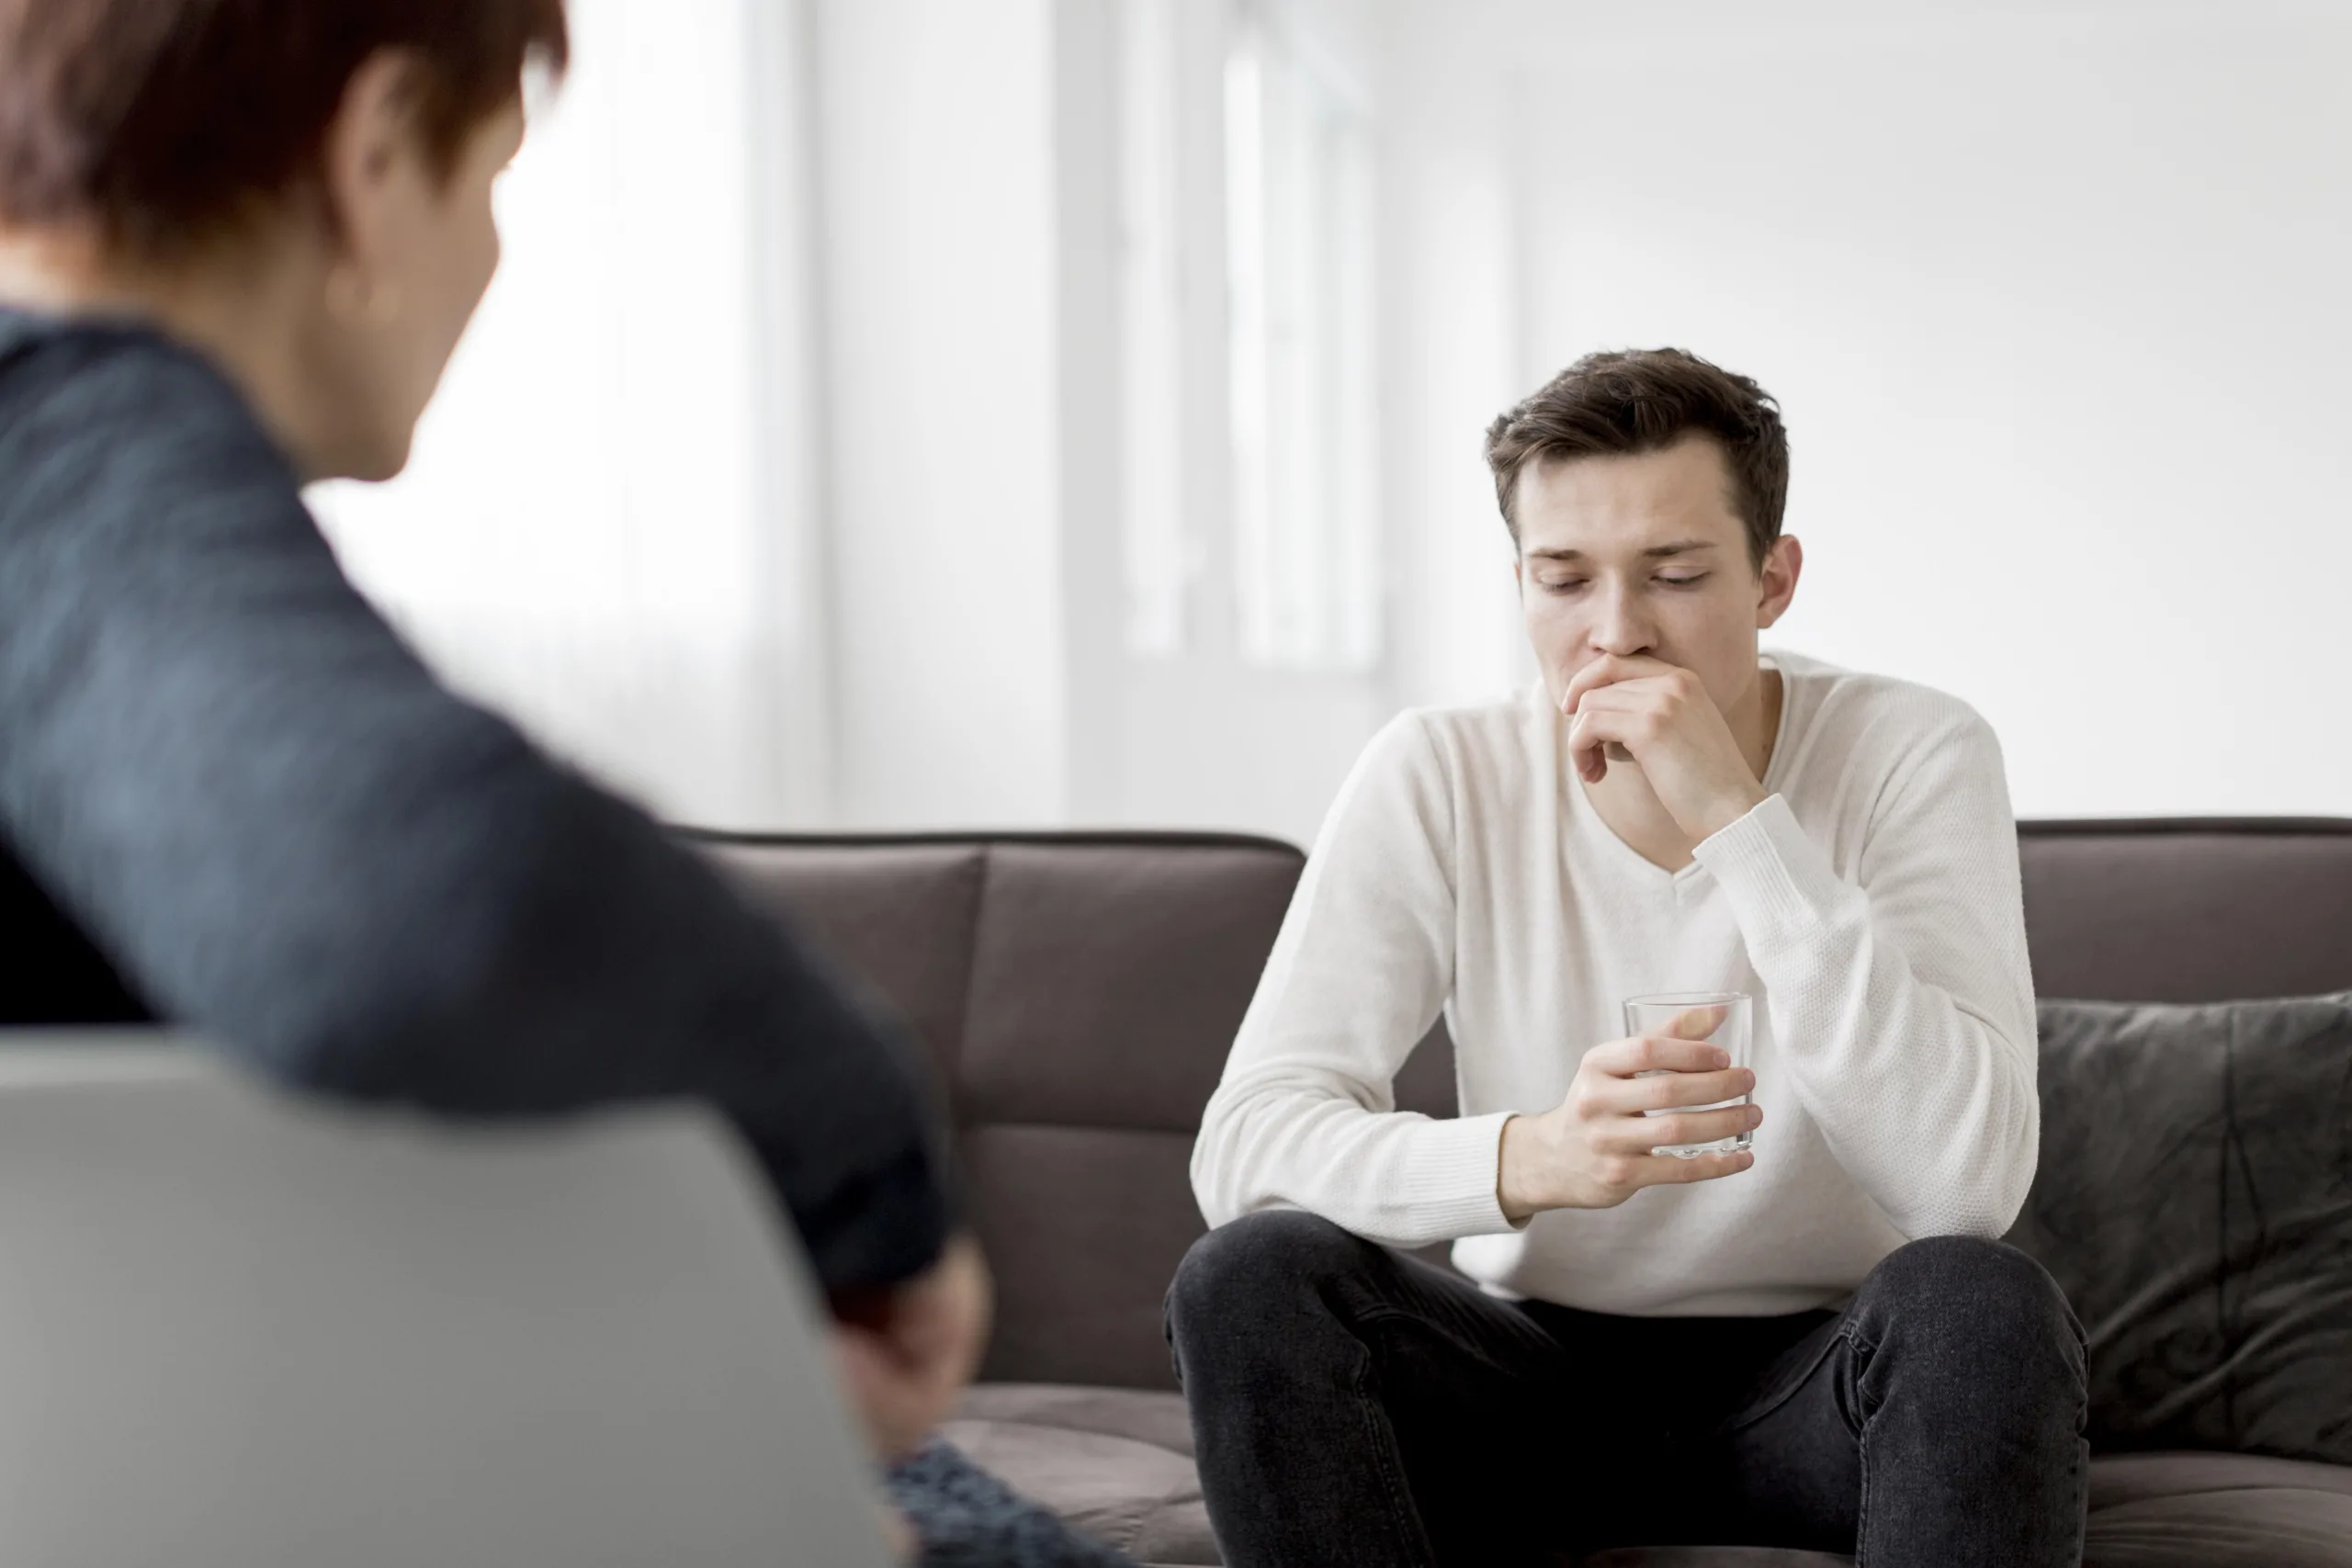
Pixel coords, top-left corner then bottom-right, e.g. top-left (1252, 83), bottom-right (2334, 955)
top-left (1341, 1251), bottom-right (1619, 1560)
top-left (1171, 1213), bottom-right (1590, 1561)
top-left (1695, 1235), bottom-right (2087, 1556)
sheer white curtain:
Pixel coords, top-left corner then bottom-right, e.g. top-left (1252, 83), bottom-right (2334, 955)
top-left (309, 0), bottom-right (828, 829)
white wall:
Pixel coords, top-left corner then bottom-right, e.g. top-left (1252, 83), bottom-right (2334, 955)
top-left (814, 0), bottom-right (1074, 829)
top-left (1372, 0), bottom-right (1537, 717)
top-left (1486, 0), bottom-right (2352, 817)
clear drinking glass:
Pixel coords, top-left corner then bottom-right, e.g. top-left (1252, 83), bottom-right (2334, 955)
top-left (1621, 991), bottom-right (1753, 1159)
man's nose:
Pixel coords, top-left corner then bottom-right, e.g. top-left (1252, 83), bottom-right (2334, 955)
top-left (1588, 582), bottom-right (1655, 658)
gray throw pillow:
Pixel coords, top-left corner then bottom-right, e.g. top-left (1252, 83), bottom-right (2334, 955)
top-left (2005, 993), bottom-right (2352, 1465)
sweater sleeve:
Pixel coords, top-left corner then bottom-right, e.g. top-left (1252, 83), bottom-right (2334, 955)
top-left (1690, 708), bottom-right (2040, 1239)
top-left (1191, 713), bottom-right (1521, 1247)
top-left (0, 326), bottom-right (950, 1291)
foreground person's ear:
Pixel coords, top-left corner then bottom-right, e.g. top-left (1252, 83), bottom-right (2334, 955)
top-left (315, 49), bottom-right (427, 326)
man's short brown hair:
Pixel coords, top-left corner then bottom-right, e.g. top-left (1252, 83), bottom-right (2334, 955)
top-left (1483, 348), bottom-right (1790, 568)
top-left (0, 0), bottom-right (570, 261)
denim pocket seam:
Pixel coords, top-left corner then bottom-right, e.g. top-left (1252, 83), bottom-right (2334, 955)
top-left (1713, 1319), bottom-right (1852, 1438)
top-left (1349, 1301), bottom-right (1565, 1389)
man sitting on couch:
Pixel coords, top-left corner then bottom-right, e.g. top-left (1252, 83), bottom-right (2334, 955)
top-left (1169, 348), bottom-right (2088, 1567)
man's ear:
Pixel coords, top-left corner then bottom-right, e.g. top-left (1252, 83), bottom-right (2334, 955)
top-left (317, 50), bottom-right (426, 273)
top-left (1756, 535), bottom-right (1803, 630)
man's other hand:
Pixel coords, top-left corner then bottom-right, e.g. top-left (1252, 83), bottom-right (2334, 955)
top-left (830, 1232), bottom-right (993, 1462)
top-left (1560, 654), bottom-right (1768, 840)
top-left (1497, 1014), bottom-right (1761, 1222)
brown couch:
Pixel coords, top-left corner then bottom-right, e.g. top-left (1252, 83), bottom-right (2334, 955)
top-left (695, 821), bottom-right (2352, 1568)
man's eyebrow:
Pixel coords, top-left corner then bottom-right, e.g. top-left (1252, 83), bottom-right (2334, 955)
top-left (1524, 539), bottom-right (1722, 562)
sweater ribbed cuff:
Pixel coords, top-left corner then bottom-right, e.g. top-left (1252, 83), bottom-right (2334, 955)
top-left (1402, 1110), bottom-right (1524, 1238)
top-left (1690, 794), bottom-right (1855, 959)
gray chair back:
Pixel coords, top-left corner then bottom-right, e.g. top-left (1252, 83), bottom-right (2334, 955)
top-left (0, 1038), bottom-right (894, 1568)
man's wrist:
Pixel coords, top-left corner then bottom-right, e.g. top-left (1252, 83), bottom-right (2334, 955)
top-left (1496, 1113), bottom-right (1544, 1224)
top-left (1694, 783), bottom-right (1770, 842)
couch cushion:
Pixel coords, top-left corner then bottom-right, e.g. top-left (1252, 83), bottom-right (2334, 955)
top-left (2008, 994), bottom-right (2352, 1466)
top-left (958, 1124), bottom-right (1203, 1389)
top-left (1589, 1489), bottom-right (2352, 1568)
top-left (954, 1385), bottom-right (2352, 1568)
top-left (2076, 1452), bottom-right (2352, 1566)
top-left (946, 1385), bottom-right (1213, 1568)
top-left (2088, 1451), bottom-right (2352, 1509)
top-left (1580, 1553), bottom-right (1847, 1567)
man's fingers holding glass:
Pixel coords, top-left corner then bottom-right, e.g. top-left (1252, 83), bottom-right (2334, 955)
top-left (1596, 1103), bottom-right (1761, 1155)
top-left (1582, 1031), bottom-right (1733, 1077)
top-left (1623, 1147), bottom-right (1755, 1186)
top-left (1603, 1066), bottom-right (1756, 1116)
top-left (1575, 1026), bottom-right (1759, 1169)
top-left (1660, 1004), bottom-right (1729, 1040)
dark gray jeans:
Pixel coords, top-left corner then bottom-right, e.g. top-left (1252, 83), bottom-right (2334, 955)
top-left (1164, 1211), bottom-right (2087, 1568)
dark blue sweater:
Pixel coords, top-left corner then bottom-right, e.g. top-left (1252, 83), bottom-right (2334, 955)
top-left (0, 309), bottom-right (949, 1291)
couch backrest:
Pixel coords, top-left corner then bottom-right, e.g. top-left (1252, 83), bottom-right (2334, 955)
top-left (695, 818), bottom-right (2352, 1392)
top-left (698, 833), bottom-right (1303, 1390)
top-left (2016, 818), bottom-right (2352, 1001)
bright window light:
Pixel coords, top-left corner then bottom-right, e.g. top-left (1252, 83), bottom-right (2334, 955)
top-left (1226, 5), bottom-right (1381, 672)
top-left (307, 0), bottom-right (813, 827)
top-left (1119, 0), bottom-right (1193, 658)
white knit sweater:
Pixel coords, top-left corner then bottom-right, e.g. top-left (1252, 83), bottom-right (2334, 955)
top-left (1191, 651), bottom-right (2040, 1316)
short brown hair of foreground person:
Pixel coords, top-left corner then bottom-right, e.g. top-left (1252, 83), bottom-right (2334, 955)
top-left (0, 0), bottom-right (569, 261)
top-left (1484, 347), bottom-right (1790, 568)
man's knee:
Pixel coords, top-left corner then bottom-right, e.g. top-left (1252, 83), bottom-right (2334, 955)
top-left (1859, 1235), bottom-right (2084, 1371)
top-left (1166, 1209), bottom-right (1377, 1347)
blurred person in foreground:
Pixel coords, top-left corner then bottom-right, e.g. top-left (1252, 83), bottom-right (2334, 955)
top-left (0, 4), bottom-right (1122, 1562)
top-left (1170, 351), bottom-right (2087, 1566)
